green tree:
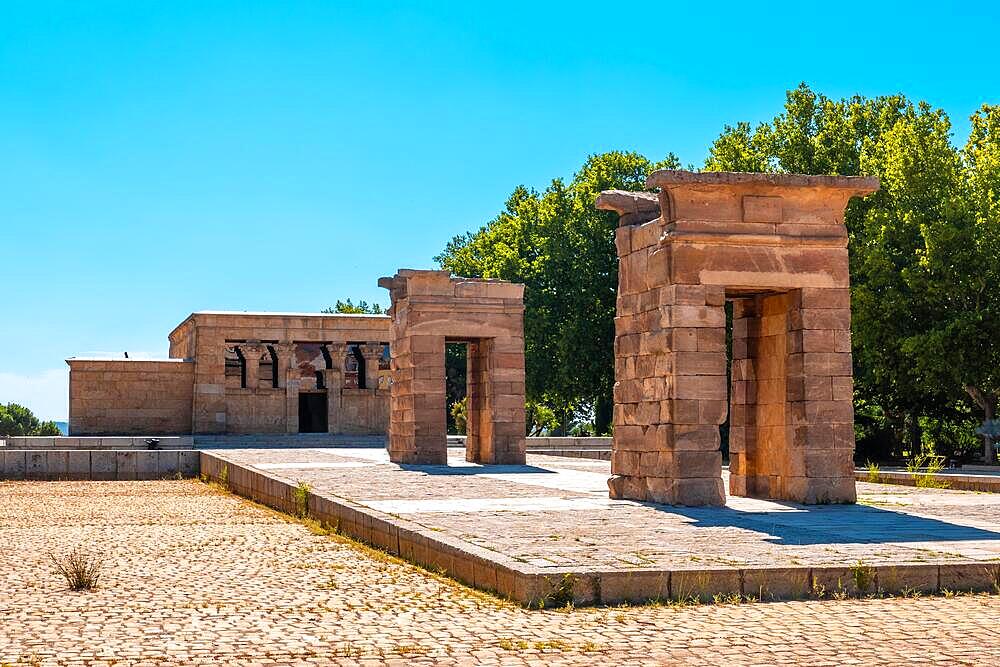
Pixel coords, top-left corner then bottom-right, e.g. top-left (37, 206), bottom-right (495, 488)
top-left (911, 104), bottom-right (1000, 461)
top-left (322, 299), bottom-right (384, 314)
top-left (436, 151), bottom-right (679, 434)
top-left (706, 84), bottom-right (1000, 461)
top-left (0, 403), bottom-right (61, 436)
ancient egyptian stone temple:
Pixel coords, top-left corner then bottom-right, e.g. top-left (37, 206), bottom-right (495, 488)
top-left (67, 312), bottom-right (390, 435)
top-left (379, 269), bottom-right (527, 466)
top-left (597, 171), bottom-right (879, 506)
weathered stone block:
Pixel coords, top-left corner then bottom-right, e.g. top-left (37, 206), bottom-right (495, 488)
top-left (3, 450), bottom-right (27, 480)
top-left (66, 450), bottom-right (91, 479)
top-left (875, 565), bottom-right (939, 594)
top-left (743, 567), bottom-right (812, 601)
top-left (91, 451), bottom-right (115, 480)
top-left (672, 477), bottom-right (725, 506)
top-left (939, 563), bottom-right (1000, 593)
top-left (599, 570), bottom-right (671, 605)
top-left (25, 451), bottom-right (46, 480)
top-left (136, 451), bottom-right (158, 479)
top-left (742, 195), bottom-right (782, 223)
top-left (179, 451), bottom-right (200, 477)
top-left (46, 451), bottom-right (69, 479)
top-left (671, 568), bottom-right (741, 601)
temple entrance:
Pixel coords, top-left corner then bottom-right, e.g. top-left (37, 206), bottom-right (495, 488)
top-left (597, 170), bottom-right (878, 506)
top-left (298, 392), bottom-right (328, 433)
top-left (379, 269), bottom-right (527, 465)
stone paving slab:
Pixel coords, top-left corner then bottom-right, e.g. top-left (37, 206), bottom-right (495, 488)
top-left (204, 448), bottom-right (1000, 605)
top-left (3, 479), bottom-right (1000, 666)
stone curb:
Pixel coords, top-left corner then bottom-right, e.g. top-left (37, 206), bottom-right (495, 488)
top-left (857, 470), bottom-right (1000, 493)
top-left (202, 451), bottom-right (1000, 607)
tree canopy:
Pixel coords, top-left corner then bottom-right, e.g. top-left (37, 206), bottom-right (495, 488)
top-left (706, 84), bottom-right (1000, 461)
top-left (436, 151), bottom-right (679, 434)
top-left (322, 299), bottom-right (385, 315)
top-left (0, 403), bottom-right (61, 437)
top-left (434, 84), bottom-right (999, 459)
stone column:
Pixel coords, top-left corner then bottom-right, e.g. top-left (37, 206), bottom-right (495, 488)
top-left (602, 190), bottom-right (729, 506)
top-left (192, 332), bottom-right (228, 434)
top-left (727, 299), bottom-right (757, 498)
top-left (273, 341), bottom-right (298, 433)
top-left (608, 239), bottom-right (727, 506)
top-left (784, 287), bottom-right (856, 503)
top-left (323, 342), bottom-right (346, 434)
top-left (360, 342), bottom-right (384, 391)
top-left (465, 339), bottom-right (487, 462)
top-left (273, 342), bottom-right (297, 389)
top-left (239, 342), bottom-right (264, 390)
top-left (728, 289), bottom-right (855, 504)
top-left (466, 336), bottom-right (526, 465)
top-left (390, 333), bottom-right (447, 464)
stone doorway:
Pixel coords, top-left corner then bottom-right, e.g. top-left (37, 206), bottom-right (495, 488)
top-left (298, 392), bottom-right (328, 433)
top-left (379, 269), bottom-right (527, 466)
top-left (597, 171), bottom-right (879, 506)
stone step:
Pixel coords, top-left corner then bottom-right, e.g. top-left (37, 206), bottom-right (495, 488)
top-left (193, 434), bottom-right (387, 449)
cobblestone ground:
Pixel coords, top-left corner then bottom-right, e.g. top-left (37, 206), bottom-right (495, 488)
top-left (2, 480), bottom-right (999, 667)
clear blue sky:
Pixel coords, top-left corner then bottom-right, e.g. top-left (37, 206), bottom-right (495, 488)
top-left (2, 1), bottom-right (998, 420)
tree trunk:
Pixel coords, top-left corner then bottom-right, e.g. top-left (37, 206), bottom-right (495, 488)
top-left (594, 394), bottom-right (613, 436)
top-left (964, 386), bottom-right (997, 464)
top-left (907, 409), bottom-right (922, 458)
top-left (986, 400), bottom-right (996, 463)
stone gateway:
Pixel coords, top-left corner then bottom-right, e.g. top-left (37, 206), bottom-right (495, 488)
top-left (379, 269), bottom-right (527, 466)
top-left (598, 170), bottom-right (879, 506)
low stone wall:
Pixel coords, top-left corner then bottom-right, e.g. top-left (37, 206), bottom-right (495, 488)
top-left (858, 470), bottom-right (1000, 493)
top-left (446, 436), bottom-right (612, 449)
top-left (193, 433), bottom-right (386, 448)
top-left (0, 450), bottom-right (199, 480)
top-left (530, 449), bottom-right (611, 461)
top-left (1, 436), bottom-right (194, 450)
top-left (525, 437), bottom-right (612, 449)
top-left (445, 436), bottom-right (613, 460)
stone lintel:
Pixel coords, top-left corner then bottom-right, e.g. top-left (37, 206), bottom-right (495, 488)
top-left (646, 169), bottom-right (880, 193)
top-left (596, 190), bottom-right (661, 227)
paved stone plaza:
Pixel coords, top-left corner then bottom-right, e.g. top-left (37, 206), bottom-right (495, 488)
top-left (214, 448), bottom-right (1000, 576)
top-left (2, 479), bottom-right (999, 666)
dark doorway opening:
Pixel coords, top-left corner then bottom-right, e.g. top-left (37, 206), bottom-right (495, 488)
top-left (445, 341), bottom-right (468, 435)
top-left (298, 392), bottom-right (328, 433)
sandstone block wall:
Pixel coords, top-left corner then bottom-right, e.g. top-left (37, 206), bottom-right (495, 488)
top-left (729, 290), bottom-right (857, 503)
top-left (67, 360), bottom-right (194, 435)
top-left (380, 269), bottom-right (526, 465)
top-left (598, 171), bottom-right (878, 506)
top-left (68, 312), bottom-right (392, 437)
top-left (169, 312), bottom-right (390, 435)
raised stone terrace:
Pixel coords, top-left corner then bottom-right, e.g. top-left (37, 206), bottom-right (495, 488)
top-left (204, 447), bottom-right (1000, 605)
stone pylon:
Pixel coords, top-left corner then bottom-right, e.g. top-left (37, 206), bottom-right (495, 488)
top-left (598, 171), bottom-right (879, 506)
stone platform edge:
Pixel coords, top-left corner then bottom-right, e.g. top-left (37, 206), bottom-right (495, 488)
top-left (200, 451), bottom-right (1000, 607)
top-left (1, 450), bottom-right (199, 480)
